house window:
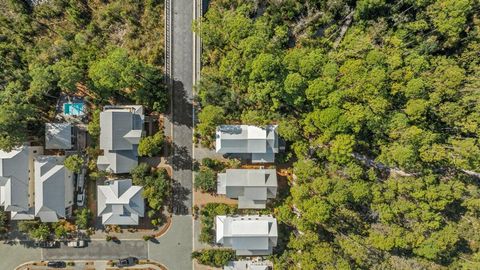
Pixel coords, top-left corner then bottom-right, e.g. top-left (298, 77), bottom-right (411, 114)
top-left (33, 150), bottom-right (37, 153)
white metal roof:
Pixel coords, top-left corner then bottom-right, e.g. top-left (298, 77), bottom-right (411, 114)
top-left (216, 125), bottom-right (279, 156)
top-left (97, 105), bottom-right (143, 174)
top-left (0, 146), bottom-right (30, 213)
top-left (97, 179), bottom-right (144, 225)
top-left (216, 215), bottom-right (278, 255)
top-left (34, 155), bottom-right (74, 222)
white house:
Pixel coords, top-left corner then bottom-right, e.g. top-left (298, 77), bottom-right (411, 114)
top-left (97, 179), bottom-right (144, 225)
top-left (217, 169), bottom-right (277, 209)
top-left (216, 215), bottom-right (278, 255)
top-left (216, 125), bottom-right (278, 163)
top-left (97, 105), bottom-right (144, 174)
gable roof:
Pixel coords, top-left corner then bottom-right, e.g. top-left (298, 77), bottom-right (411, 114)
top-left (217, 169), bottom-right (277, 209)
top-left (0, 146), bottom-right (30, 213)
top-left (45, 123), bottom-right (72, 150)
top-left (100, 110), bottom-right (135, 150)
top-left (97, 179), bottom-right (144, 225)
top-left (34, 156), bottom-right (73, 222)
top-left (97, 105), bottom-right (144, 174)
top-left (97, 150), bottom-right (138, 174)
top-left (216, 215), bottom-right (278, 255)
top-left (216, 125), bottom-right (278, 162)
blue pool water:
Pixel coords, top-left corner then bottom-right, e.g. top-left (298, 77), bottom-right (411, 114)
top-left (64, 103), bottom-right (84, 116)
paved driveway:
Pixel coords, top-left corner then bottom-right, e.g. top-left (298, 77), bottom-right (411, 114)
top-left (0, 241), bottom-right (41, 270)
top-left (42, 240), bottom-right (148, 260)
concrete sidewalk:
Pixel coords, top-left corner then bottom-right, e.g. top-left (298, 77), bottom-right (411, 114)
top-left (17, 260), bottom-right (166, 270)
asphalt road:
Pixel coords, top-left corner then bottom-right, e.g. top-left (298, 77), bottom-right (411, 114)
top-left (148, 216), bottom-right (193, 270)
top-left (154, 0), bottom-right (195, 269)
top-left (170, 0), bottom-right (194, 216)
top-left (42, 240), bottom-right (148, 260)
top-left (0, 241), bottom-right (41, 270)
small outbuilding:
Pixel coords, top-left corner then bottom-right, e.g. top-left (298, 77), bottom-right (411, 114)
top-left (45, 123), bottom-right (73, 150)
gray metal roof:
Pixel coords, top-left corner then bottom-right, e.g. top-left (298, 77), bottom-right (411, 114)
top-left (34, 156), bottom-right (74, 222)
top-left (45, 123), bottom-right (72, 150)
top-left (97, 179), bottom-right (144, 225)
top-left (97, 149), bottom-right (138, 174)
top-left (216, 215), bottom-right (278, 256)
top-left (97, 106), bottom-right (144, 174)
top-left (0, 146), bottom-right (30, 214)
top-left (217, 169), bottom-right (277, 209)
top-left (216, 125), bottom-right (278, 162)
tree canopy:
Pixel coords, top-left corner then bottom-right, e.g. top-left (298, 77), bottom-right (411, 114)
top-left (0, 0), bottom-right (167, 151)
top-left (64, 154), bottom-right (83, 173)
top-left (196, 0), bottom-right (480, 268)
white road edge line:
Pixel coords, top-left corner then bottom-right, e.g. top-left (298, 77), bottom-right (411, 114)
top-left (192, 0), bottom-right (197, 269)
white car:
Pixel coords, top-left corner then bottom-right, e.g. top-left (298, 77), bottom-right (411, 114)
top-left (76, 193), bottom-right (85, 207)
top-left (67, 240), bottom-right (86, 248)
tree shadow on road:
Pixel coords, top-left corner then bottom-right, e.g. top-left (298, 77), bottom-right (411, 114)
top-left (169, 79), bottom-right (193, 129)
top-left (171, 180), bottom-right (191, 215)
top-left (172, 143), bottom-right (193, 171)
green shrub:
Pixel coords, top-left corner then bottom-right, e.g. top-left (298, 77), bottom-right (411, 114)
top-left (87, 109), bottom-right (101, 140)
top-left (64, 154), bottom-right (84, 173)
top-left (0, 209), bottom-right (7, 234)
top-left (75, 208), bottom-right (91, 229)
top-left (194, 168), bottom-right (217, 193)
top-left (143, 235), bottom-right (154, 241)
top-left (192, 249), bottom-right (235, 267)
top-left (198, 203), bottom-right (236, 244)
top-left (201, 158), bottom-right (224, 171)
top-left (138, 130), bottom-right (165, 157)
top-left (197, 105), bottom-right (225, 147)
top-left (131, 164), bottom-right (171, 226)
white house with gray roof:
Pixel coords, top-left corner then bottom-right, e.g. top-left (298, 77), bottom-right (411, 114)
top-left (216, 215), bottom-right (278, 256)
top-left (216, 125), bottom-right (278, 163)
top-left (97, 105), bottom-right (144, 174)
top-left (45, 123), bottom-right (72, 150)
top-left (217, 169), bottom-right (277, 209)
top-left (97, 179), bottom-right (144, 225)
top-left (0, 146), bottom-right (42, 220)
top-left (34, 155), bottom-right (74, 222)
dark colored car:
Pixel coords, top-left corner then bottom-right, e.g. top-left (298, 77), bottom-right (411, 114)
top-left (36, 241), bottom-right (60, 248)
top-left (47, 261), bottom-right (66, 268)
top-left (118, 257), bottom-right (139, 267)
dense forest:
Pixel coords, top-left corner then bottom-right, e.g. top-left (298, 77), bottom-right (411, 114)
top-left (0, 0), bottom-right (166, 151)
top-left (195, 0), bottom-right (480, 268)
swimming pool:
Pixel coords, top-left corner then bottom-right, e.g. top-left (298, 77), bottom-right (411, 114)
top-left (63, 103), bottom-right (85, 116)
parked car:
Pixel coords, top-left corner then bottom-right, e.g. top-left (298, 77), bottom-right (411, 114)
top-left (47, 261), bottom-right (66, 268)
top-left (77, 170), bottom-right (85, 190)
top-left (36, 241), bottom-right (59, 248)
top-left (118, 257), bottom-right (138, 267)
top-left (67, 240), bottom-right (86, 248)
top-left (76, 192), bottom-right (85, 207)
